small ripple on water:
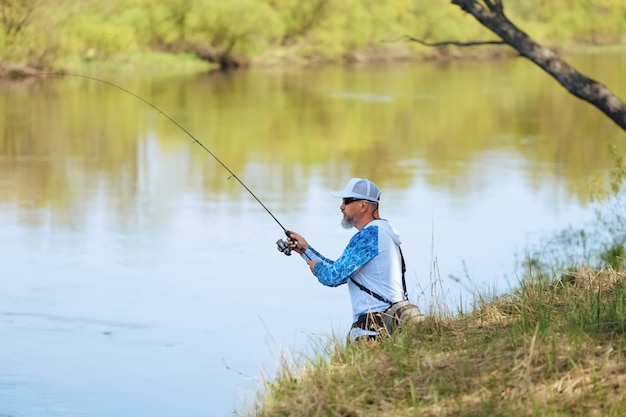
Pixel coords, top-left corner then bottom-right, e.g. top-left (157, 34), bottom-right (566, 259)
top-left (0, 310), bottom-right (150, 330)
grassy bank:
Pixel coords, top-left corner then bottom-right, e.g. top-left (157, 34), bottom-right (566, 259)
top-left (244, 268), bottom-right (626, 416)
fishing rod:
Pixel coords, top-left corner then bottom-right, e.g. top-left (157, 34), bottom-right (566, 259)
top-left (42, 72), bottom-right (298, 257)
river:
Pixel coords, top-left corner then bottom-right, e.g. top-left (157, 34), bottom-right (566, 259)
top-left (1, 52), bottom-right (625, 416)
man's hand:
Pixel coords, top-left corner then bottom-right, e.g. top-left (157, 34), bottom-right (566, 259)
top-left (286, 230), bottom-right (308, 254)
top-left (307, 259), bottom-right (320, 275)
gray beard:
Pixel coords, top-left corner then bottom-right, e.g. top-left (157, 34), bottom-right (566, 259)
top-left (341, 216), bottom-right (355, 229)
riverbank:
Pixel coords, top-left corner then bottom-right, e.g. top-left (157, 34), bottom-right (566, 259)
top-left (245, 267), bottom-right (626, 416)
top-left (0, 63), bottom-right (42, 79)
top-left (2, 42), bottom-right (625, 81)
top-left (0, 47), bottom-right (483, 80)
top-left (0, 52), bottom-right (214, 80)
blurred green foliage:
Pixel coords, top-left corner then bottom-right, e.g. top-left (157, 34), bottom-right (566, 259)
top-left (1, 0), bottom-right (624, 69)
top-left (505, 0), bottom-right (626, 44)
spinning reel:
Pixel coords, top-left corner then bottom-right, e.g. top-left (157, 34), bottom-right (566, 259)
top-left (277, 232), bottom-right (311, 261)
top-left (277, 230), bottom-right (297, 256)
top-left (276, 238), bottom-right (291, 256)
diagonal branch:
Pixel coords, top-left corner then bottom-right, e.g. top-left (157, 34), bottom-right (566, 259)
top-left (450, 0), bottom-right (626, 133)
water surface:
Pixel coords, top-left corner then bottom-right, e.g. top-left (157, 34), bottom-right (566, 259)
top-left (1, 53), bottom-right (625, 415)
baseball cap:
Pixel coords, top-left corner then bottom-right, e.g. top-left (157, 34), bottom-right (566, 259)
top-left (330, 178), bottom-right (381, 203)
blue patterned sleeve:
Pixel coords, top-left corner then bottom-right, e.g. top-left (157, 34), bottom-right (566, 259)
top-left (313, 226), bottom-right (379, 287)
top-left (302, 246), bottom-right (334, 266)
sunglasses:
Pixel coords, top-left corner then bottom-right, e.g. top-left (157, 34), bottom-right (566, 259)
top-left (342, 197), bottom-right (363, 205)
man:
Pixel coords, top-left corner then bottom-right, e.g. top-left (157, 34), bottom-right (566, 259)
top-left (287, 177), bottom-right (419, 340)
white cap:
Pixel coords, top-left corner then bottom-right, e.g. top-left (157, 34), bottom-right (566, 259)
top-left (329, 178), bottom-right (381, 203)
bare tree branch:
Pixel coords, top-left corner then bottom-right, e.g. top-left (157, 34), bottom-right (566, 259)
top-left (405, 36), bottom-right (505, 47)
top-left (495, 0), bottom-right (504, 13)
top-left (450, 0), bottom-right (626, 133)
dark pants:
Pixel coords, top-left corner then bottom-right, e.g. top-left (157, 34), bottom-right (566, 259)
top-left (351, 311), bottom-right (391, 338)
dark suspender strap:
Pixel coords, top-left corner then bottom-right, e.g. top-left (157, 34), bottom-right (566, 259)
top-left (350, 244), bottom-right (409, 304)
top-left (350, 276), bottom-right (393, 305)
top-left (399, 246), bottom-right (408, 300)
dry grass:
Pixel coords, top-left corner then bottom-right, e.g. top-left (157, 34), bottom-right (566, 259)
top-left (243, 268), bottom-right (626, 417)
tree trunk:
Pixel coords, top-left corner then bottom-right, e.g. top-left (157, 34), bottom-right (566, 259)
top-left (451, 0), bottom-right (626, 133)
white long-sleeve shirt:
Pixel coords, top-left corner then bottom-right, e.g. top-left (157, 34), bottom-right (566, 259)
top-left (301, 219), bottom-right (405, 323)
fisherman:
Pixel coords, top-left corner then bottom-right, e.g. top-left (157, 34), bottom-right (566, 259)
top-left (287, 177), bottom-right (423, 341)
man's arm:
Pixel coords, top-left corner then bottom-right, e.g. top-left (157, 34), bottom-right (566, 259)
top-left (313, 227), bottom-right (379, 287)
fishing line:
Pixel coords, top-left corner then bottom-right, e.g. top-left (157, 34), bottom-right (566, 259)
top-left (38, 72), bottom-right (299, 255)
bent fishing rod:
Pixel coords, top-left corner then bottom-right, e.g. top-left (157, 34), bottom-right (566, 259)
top-left (43, 72), bottom-right (299, 257)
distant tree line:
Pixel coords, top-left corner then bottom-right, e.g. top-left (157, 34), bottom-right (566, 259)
top-left (0, 0), bottom-right (624, 72)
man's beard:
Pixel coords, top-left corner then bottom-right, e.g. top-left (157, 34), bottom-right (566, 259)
top-left (341, 215), bottom-right (355, 229)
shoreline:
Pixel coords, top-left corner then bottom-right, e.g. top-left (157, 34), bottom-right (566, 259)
top-left (2, 42), bottom-right (625, 80)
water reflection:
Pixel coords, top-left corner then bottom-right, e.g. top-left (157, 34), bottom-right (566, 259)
top-left (1, 53), bottom-right (625, 416)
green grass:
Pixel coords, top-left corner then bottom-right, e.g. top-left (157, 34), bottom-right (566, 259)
top-left (243, 268), bottom-right (626, 416)
top-left (57, 52), bottom-right (214, 75)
